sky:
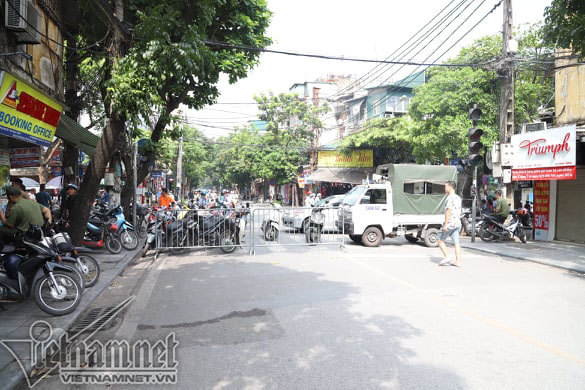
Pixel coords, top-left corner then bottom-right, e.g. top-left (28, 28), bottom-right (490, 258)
top-left (184, 0), bottom-right (552, 138)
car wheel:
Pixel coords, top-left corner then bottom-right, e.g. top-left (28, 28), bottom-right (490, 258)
top-left (361, 227), bottom-right (382, 247)
top-left (423, 228), bottom-right (439, 247)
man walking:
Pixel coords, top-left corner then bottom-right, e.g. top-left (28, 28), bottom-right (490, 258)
top-left (438, 181), bottom-right (462, 267)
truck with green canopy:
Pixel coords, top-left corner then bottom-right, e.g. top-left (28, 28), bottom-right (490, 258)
top-left (335, 164), bottom-right (458, 247)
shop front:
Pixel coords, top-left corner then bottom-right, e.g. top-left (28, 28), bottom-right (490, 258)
top-left (511, 124), bottom-right (583, 243)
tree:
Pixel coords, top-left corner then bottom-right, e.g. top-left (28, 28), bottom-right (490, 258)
top-left (337, 117), bottom-right (414, 164)
top-left (67, 0), bottom-right (272, 244)
top-left (407, 26), bottom-right (554, 162)
top-left (544, 0), bottom-right (585, 58)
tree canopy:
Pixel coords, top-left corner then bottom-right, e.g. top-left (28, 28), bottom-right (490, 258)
top-left (544, 0), bottom-right (585, 58)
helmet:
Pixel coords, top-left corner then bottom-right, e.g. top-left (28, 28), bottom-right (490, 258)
top-left (65, 183), bottom-right (78, 191)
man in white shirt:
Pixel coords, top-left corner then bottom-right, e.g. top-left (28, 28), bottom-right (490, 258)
top-left (438, 181), bottom-right (462, 267)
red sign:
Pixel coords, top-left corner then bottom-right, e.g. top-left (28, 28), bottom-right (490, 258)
top-left (533, 181), bottom-right (550, 230)
top-left (9, 147), bottom-right (40, 168)
top-left (512, 166), bottom-right (576, 181)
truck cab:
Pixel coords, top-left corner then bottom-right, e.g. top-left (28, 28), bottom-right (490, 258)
top-left (336, 164), bottom-right (457, 247)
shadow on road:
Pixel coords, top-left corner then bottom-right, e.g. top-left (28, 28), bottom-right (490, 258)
top-left (132, 254), bottom-right (467, 389)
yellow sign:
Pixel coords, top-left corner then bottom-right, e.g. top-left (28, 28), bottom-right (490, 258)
top-left (0, 72), bottom-right (62, 147)
top-left (317, 150), bottom-right (373, 168)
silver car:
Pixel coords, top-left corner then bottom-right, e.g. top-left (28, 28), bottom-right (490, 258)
top-left (282, 195), bottom-right (345, 232)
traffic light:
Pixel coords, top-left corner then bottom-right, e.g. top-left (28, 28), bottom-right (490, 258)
top-left (468, 105), bottom-right (483, 166)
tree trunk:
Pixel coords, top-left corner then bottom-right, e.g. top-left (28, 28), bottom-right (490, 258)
top-left (68, 116), bottom-right (124, 245)
top-left (120, 149), bottom-right (134, 213)
top-left (62, 142), bottom-right (79, 185)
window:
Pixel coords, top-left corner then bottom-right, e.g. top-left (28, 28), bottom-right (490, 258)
top-left (372, 103), bottom-right (380, 116)
top-left (360, 189), bottom-right (387, 204)
top-left (404, 181), bottom-right (445, 195)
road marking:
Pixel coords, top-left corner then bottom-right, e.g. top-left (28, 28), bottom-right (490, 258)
top-left (349, 258), bottom-right (585, 369)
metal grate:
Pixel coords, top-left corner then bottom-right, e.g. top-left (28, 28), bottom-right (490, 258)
top-left (69, 305), bottom-right (119, 333)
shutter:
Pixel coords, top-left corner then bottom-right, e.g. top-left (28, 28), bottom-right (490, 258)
top-left (555, 168), bottom-right (585, 243)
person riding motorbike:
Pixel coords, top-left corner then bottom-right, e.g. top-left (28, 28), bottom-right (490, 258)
top-left (0, 186), bottom-right (51, 243)
top-left (491, 190), bottom-right (510, 224)
top-left (158, 188), bottom-right (173, 208)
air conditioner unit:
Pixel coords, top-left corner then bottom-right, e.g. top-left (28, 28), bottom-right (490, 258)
top-left (15, 1), bottom-right (41, 44)
top-left (522, 121), bottom-right (547, 133)
top-left (5, 0), bottom-right (27, 31)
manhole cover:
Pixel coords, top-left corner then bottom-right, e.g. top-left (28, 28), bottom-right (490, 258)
top-left (69, 305), bottom-right (119, 333)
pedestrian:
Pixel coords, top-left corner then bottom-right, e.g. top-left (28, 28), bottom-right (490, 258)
top-left (158, 188), bottom-right (173, 208)
top-left (438, 181), bottom-right (462, 267)
top-left (35, 184), bottom-right (52, 208)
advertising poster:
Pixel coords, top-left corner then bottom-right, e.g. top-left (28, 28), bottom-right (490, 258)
top-left (10, 147), bottom-right (41, 167)
top-left (317, 150), bottom-right (373, 168)
top-left (533, 180), bottom-right (550, 233)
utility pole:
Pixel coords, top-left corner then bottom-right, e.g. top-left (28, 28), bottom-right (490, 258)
top-left (132, 141), bottom-right (138, 229)
top-left (176, 135), bottom-right (184, 203)
top-left (499, 0), bottom-right (515, 202)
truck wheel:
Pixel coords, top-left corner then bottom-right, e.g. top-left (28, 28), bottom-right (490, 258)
top-left (423, 228), bottom-right (439, 247)
top-left (349, 234), bottom-right (362, 244)
top-left (405, 234), bottom-right (418, 243)
top-left (362, 227), bottom-right (382, 247)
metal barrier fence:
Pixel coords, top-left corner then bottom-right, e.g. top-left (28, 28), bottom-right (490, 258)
top-left (150, 206), bottom-right (345, 255)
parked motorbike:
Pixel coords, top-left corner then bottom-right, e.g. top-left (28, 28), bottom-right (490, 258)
top-left (479, 209), bottom-right (528, 243)
top-left (0, 232), bottom-right (83, 316)
top-left (305, 207), bottom-right (325, 244)
top-left (261, 203), bottom-right (282, 241)
top-left (461, 207), bottom-right (483, 236)
top-left (84, 213), bottom-right (122, 254)
top-left (49, 232), bottom-right (101, 288)
top-left (110, 206), bottom-right (139, 250)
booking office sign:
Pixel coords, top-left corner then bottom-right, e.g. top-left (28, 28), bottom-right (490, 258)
top-left (0, 71), bottom-right (62, 147)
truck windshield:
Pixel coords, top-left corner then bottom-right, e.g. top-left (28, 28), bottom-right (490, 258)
top-left (342, 186), bottom-right (365, 206)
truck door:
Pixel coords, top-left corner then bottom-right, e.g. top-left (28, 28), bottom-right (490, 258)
top-left (358, 187), bottom-right (393, 234)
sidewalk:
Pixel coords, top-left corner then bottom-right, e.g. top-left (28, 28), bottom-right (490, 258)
top-left (460, 237), bottom-right (585, 273)
top-left (0, 246), bottom-right (143, 389)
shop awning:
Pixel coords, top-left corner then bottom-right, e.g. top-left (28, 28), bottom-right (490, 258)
top-left (307, 167), bottom-right (375, 184)
top-left (55, 115), bottom-right (100, 156)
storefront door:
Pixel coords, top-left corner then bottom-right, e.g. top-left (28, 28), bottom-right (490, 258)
top-left (556, 168), bottom-right (585, 243)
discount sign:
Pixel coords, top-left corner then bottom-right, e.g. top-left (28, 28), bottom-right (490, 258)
top-left (533, 181), bottom-right (550, 230)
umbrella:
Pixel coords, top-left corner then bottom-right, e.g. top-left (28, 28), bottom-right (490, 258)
top-left (20, 177), bottom-right (39, 189)
top-left (45, 176), bottom-right (64, 189)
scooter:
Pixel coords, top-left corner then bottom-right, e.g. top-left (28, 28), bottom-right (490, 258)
top-left (83, 214), bottom-right (122, 254)
top-left (111, 206), bottom-right (139, 251)
top-left (261, 203), bottom-right (282, 241)
top-left (461, 207), bottom-right (483, 236)
top-left (479, 210), bottom-right (528, 243)
top-left (0, 234), bottom-right (83, 316)
top-left (305, 207), bottom-right (325, 244)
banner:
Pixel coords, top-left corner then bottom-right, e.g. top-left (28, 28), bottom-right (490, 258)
top-left (10, 147), bottom-right (40, 168)
top-left (317, 150), bottom-right (373, 168)
top-left (0, 72), bottom-right (63, 147)
top-left (511, 125), bottom-right (576, 181)
top-left (533, 181), bottom-right (550, 231)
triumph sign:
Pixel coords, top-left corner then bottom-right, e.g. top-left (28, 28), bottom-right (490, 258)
top-left (511, 125), bottom-right (577, 181)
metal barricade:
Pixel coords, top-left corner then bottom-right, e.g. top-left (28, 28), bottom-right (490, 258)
top-left (248, 206), bottom-right (345, 255)
top-left (151, 205), bottom-right (346, 256)
top-left (153, 208), bottom-right (251, 254)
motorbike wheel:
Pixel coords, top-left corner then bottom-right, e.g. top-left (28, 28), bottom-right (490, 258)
top-left (77, 255), bottom-right (100, 287)
top-left (220, 230), bottom-right (237, 254)
top-left (137, 217), bottom-right (148, 238)
top-left (33, 270), bottom-right (82, 316)
top-left (120, 230), bottom-right (139, 251)
top-left (305, 226), bottom-right (321, 245)
top-left (105, 235), bottom-right (122, 254)
top-left (479, 224), bottom-right (496, 242)
top-left (170, 235), bottom-right (188, 255)
top-left (264, 226), bottom-right (278, 241)
top-left (517, 226), bottom-right (527, 244)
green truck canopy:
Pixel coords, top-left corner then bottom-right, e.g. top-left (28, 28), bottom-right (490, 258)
top-left (382, 164), bottom-right (457, 215)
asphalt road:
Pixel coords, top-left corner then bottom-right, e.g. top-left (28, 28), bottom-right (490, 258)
top-left (30, 235), bottom-right (585, 390)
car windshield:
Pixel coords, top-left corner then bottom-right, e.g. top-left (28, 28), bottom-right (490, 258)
top-left (342, 186), bottom-right (365, 206)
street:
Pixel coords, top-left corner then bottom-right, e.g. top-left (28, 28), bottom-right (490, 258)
top-left (32, 237), bottom-right (585, 390)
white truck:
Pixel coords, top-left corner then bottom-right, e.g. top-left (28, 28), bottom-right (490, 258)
top-left (335, 164), bottom-right (457, 247)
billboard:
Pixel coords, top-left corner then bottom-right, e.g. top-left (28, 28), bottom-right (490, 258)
top-left (0, 72), bottom-right (63, 147)
top-left (317, 150), bottom-right (373, 168)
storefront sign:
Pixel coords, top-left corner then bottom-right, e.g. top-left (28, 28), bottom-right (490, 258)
top-left (511, 125), bottom-right (576, 181)
top-left (297, 177), bottom-right (305, 189)
top-left (9, 147), bottom-right (40, 167)
top-left (317, 150), bottom-right (373, 168)
top-left (0, 72), bottom-right (63, 147)
top-left (533, 180), bottom-right (550, 231)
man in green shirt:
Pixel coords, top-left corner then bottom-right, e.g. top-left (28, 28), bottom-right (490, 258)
top-left (494, 190), bottom-right (510, 223)
top-left (0, 186), bottom-right (51, 243)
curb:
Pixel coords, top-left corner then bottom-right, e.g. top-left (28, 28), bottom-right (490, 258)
top-left (460, 243), bottom-right (585, 274)
top-left (1, 248), bottom-right (143, 390)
